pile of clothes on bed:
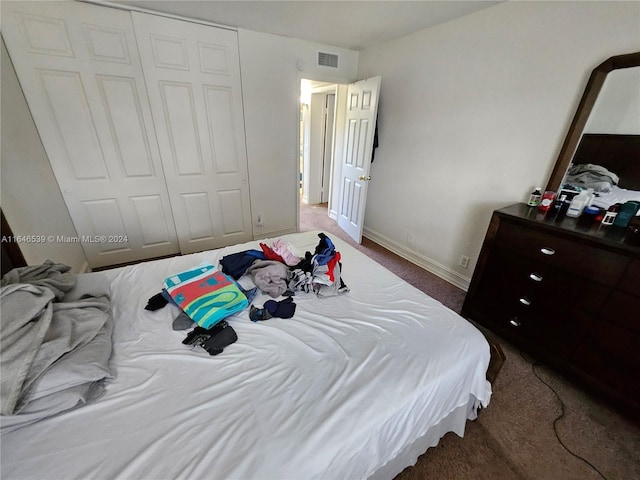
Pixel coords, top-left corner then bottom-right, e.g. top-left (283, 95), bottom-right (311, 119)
top-left (220, 232), bottom-right (349, 298)
top-left (145, 233), bottom-right (349, 355)
top-left (0, 262), bottom-right (114, 433)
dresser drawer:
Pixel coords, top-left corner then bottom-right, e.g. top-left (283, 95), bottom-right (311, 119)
top-left (480, 249), bottom-right (609, 314)
top-left (599, 291), bottom-right (640, 335)
top-left (494, 221), bottom-right (628, 285)
top-left (618, 259), bottom-right (640, 297)
top-left (473, 265), bottom-right (592, 355)
top-left (470, 292), bottom-right (588, 356)
top-left (573, 321), bottom-right (640, 402)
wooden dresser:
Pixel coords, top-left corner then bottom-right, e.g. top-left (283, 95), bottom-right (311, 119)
top-left (462, 203), bottom-right (640, 418)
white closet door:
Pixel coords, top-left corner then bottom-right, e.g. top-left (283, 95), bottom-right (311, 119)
top-left (2, 1), bottom-right (179, 268)
top-left (132, 12), bottom-right (253, 254)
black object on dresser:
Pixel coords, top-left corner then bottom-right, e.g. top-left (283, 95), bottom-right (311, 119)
top-left (462, 203), bottom-right (640, 419)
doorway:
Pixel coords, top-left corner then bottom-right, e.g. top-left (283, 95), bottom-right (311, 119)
top-left (299, 79), bottom-right (338, 223)
top-left (298, 76), bottom-right (381, 242)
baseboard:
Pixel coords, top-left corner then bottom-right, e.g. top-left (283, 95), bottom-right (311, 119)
top-left (363, 227), bottom-right (471, 291)
top-left (254, 226), bottom-right (298, 241)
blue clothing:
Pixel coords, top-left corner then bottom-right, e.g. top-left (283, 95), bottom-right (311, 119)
top-left (220, 250), bottom-right (266, 279)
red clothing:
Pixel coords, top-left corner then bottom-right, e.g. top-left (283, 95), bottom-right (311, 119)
top-left (260, 243), bottom-right (285, 263)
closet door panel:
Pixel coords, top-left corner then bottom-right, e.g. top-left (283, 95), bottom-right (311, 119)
top-left (83, 199), bottom-right (131, 253)
top-left (219, 189), bottom-right (247, 234)
top-left (2, 1), bottom-right (179, 268)
top-left (159, 81), bottom-right (204, 175)
top-left (130, 195), bottom-right (175, 246)
top-left (132, 12), bottom-right (252, 254)
top-left (181, 193), bottom-right (215, 241)
top-left (96, 75), bottom-right (156, 177)
top-left (38, 69), bottom-right (110, 180)
top-left (204, 86), bottom-right (240, 173)
top-left (83, 24), bottom-right (132, 64)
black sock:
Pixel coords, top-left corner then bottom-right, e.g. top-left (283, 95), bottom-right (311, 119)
top-left (145, 292), bottom-right (168, 311)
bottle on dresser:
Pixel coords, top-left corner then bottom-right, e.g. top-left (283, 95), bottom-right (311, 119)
top-left (601, 203), bottom-right (621, 225)
top-left (612, 201), bottom-right (640, 228)
top-left (527, 187), bottom-right (542, 207)
top-left (550, 193), bottom-right (570, 219)
top-left (566, 188), bottom-right (594, 218)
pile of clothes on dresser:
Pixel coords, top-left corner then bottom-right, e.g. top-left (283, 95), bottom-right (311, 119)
top-left (144, 233), bottom-right (348, 355)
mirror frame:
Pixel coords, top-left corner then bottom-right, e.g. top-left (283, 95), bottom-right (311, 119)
top-left (546, 51), bottom-right (640, 192)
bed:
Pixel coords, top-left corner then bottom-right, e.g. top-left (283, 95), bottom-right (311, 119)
top-left (0, 230), bottom-right (492, 480)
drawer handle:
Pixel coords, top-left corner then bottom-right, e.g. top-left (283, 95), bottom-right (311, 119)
top-left (519, 297), bottom-right (532, 306)
top-left (540, 247), bottom-right (555, 256)
top-left (509, 317), bottom-right (521, 327)
top-left (529, 273), bottom-right (543, 282)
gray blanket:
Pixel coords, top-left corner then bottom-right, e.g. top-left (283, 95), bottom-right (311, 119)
top-left (565, 163), bottom-right (620, 193)
top-left (0, 262), bottom-right (113, 433)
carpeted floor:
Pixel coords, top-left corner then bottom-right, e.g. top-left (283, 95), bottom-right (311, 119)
top-left (299, 201), bottom-right (640, 480)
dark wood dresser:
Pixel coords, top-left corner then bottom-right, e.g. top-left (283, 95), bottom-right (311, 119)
top-left (462, 203), bottom-right (640, 418)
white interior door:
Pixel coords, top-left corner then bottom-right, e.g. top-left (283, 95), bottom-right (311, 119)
top-left (132, 12), bottom-right (253, 254)
top-left (337, 76), bottom-right (381, 243)
top-left (2, 1), bottom-right (180, 268)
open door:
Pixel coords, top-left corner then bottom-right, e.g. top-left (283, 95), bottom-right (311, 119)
top-left (337, 76), bottom-right (381, 243)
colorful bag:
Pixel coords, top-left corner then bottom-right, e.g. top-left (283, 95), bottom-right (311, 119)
top-left (163, 264), bottom-right (248, 329)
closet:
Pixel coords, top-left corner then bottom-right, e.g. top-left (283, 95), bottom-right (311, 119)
top-left (2, 1), bottom-right (252, 268)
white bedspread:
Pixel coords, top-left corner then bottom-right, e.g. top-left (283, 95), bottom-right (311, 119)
top-left (0, 231), bottom-right (491, 480)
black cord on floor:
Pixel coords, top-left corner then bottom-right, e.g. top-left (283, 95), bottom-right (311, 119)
top-left (518, 351), bottom-right (609, 480)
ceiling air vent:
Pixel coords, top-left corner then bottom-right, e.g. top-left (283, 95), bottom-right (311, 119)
top-left (318, 52), bottom-right (339, 68)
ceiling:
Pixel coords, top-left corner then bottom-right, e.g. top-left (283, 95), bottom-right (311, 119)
top-left (110, 1), bottom-right (502, 51)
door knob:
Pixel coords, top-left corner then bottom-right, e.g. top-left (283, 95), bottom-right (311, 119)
top-left (358, 175), bottom-right (371, 181)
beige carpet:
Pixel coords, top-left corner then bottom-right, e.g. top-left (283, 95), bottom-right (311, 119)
top-left (299, 201), bottom-right (640, 480)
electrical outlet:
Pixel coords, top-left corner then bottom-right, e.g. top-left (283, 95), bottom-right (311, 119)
top-left (459, 255), bottom-right (470, 269)
top-left (256, 214), bottom-right (263, 227)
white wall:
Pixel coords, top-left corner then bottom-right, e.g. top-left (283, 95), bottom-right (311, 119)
top-left (357, 0), bottom-right (640, 289)
top-left (238, 28), bottom-right (358, 238)
top-left (1, 39), bottom-right (89, 273)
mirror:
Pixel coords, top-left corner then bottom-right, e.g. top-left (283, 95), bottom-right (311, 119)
top-left (546, 52), bottom-right (640, 209)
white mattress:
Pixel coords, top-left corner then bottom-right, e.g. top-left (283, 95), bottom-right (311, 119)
top-left (1, 231), bottom-right (491, 480)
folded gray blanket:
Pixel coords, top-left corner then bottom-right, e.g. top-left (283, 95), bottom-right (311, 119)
top-left (1, 263), bottom-right (113, 433)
